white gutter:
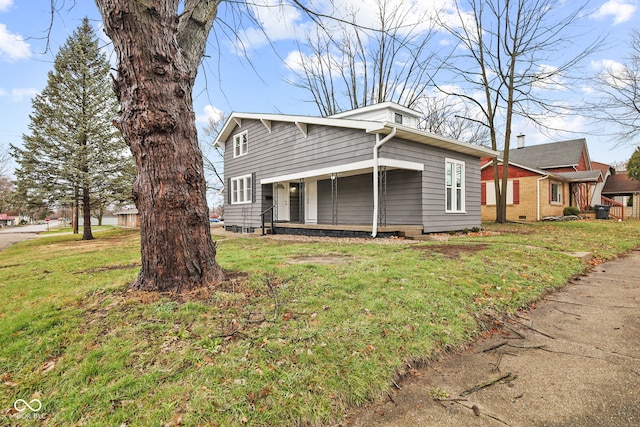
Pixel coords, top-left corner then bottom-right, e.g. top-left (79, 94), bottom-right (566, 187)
top-left (537, 174), bottom-right (549, 221)
top-left (372, 127), bottom-right (397, 237)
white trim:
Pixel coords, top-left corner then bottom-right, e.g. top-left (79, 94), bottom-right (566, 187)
top-left (445, 158), bottom-right (466, 213)
top-left (295, 121), bottom-right (308, 137)
top-left (230, 174), bottom-right (252, 204)
top-left (259, 157), bottom-right (423, 185)
top-left (550, 181), bottom-right (563, 205)
top-left (260, 119), bottom-right (272, 133)
top-left (214, 111), bottom-right (498, 158)
top-left (372, 128), bottom-right (397, 237)
top-left (329, 101), bottom-right (422, 119)
top-left (380, 158), bottom-right (423, 170)
top-left (233, 130), bottom-right (248, 158)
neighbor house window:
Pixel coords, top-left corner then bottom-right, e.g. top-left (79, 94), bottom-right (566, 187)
top-left (445, 159), bottom-right (465, 212)
top-left (483, 180), bottom-right (520, 205)
top-left (231, 174), bottom-right (252, 204)
top-left (394, 113), bottom-right (403, 124)
top-left (550, 182), bottom-right (562, 204)
top-left (233, 131), bottom-right (248, 158)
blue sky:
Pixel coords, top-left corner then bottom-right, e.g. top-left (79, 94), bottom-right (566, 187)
top-left (1, 0), bottom-right (639, 172)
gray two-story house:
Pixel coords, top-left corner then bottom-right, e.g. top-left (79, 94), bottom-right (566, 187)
top-left (215, 102), bottom-right (497, 237)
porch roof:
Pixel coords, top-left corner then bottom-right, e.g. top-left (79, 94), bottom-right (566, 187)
top-left (260, 157), bottom-right (423, 185)
top-left (555, 170), bottom-right (603, 183)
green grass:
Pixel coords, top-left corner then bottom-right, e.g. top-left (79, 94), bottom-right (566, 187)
top-left (40, 225), bottom-right (116, 235)
top-left (1, 220), bottom-right (639, 426)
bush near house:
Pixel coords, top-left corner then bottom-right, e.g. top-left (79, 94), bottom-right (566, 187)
top-left (563, 206), bottom-right (581, 216)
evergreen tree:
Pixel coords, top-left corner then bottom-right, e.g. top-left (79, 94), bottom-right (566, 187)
top-left (628, 147), bottom-right (640, 183)
top-left (12, 17), bottom-right (133, 239)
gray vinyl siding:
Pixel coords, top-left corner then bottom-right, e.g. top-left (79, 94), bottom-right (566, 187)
top-left (224, 120), bottom-right (375, 228)
top-left (317, 174), bottom-right (373, 224)
top-left (311, 170), bottom-right (423, 225)
top-left (379, 169), bottom-right (423, 224)
top-left (381, 138), bottom-right (482, 233)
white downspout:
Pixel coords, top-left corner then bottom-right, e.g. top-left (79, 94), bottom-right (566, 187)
top-left (537, 175), bottom-right (549, 221)
top-left (372, 127), bottom-right (397, 237)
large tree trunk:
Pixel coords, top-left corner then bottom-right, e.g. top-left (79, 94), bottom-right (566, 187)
top-left (96, 0), bottom-right (225, 292)
top-left (73, 194), bottom-right (79, 235)
top-left (82, 185), bottom-right (94, 240)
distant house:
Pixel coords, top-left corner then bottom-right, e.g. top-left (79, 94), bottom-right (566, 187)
top-left (602, 171), bottom-right (640, 219)
top-left (0, 213), bottom-right (16, 227)
top-left (591, 162), bottom-right (614, 204)
top-left (115, 208), bottom-right (140, 228)
top-left (481, 138), bottom-right (610, 221)
top-left (215, 102), bottom-right (498, 237)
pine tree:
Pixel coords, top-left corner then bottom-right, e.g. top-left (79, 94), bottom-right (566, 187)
top-left (12, 17), bottom-right (133, 239)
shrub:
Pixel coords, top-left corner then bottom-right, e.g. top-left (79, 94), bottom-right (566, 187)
top-left (563, 206), bottom-right (580, 216)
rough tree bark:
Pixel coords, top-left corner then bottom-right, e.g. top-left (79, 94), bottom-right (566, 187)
top-left (95, 0), bottom-right (225, 292)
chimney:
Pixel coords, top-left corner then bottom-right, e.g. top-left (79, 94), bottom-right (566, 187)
top-left (516, 134), bottom-right (525, 149)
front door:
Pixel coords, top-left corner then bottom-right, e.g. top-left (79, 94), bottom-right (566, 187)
top-left (289, 182), bottom-right (302, 222)
top-left (305, 180), bottom-right (317, 224)
top-left (276, 183), bottom-right (290, 222)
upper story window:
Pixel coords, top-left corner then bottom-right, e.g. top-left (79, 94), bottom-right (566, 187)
top-left (445, 159), bottom-right (465, 213)
top-left (394, 113), bottom-right (403, 124)
top-left (233, 131), bottom-right (248, 158)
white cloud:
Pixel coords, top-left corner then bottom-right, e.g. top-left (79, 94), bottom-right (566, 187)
top-left (235, 0), bottom-right (453, 54)
top-left (0, 23), bottom-right (30, 61)
top-left (531, 64), bottom-right (568, 91)
top-left (234, 0), bottom-right (310, 52)
top-left (591, 58), bottom-right (625, 74)
top-left (591, 58), bottom-right (628, 87)
top-left (0, 0), bottom-right (13, 13)
top-left (196, 104), bottom-right (225, 125)
top-left (0, 87), bottom-right (37, 102)
top-left (593, 0), bottom-right (636, 25)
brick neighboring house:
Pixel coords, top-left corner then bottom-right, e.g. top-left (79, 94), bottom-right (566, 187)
top-left (481, 138), bottom-right (607, 221)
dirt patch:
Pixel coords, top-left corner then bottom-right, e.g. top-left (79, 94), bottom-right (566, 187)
top-left (287, 254), bottom-right (350, 265)
top-left (74, 262), bottom-right (140, 274)
top-left (410, 243), bottom-right (489, 259)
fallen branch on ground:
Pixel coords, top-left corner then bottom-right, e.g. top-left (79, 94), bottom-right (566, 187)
top-left (460, 372), bottom-right (517, 397)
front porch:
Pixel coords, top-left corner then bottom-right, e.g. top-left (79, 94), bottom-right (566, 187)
top-left (261, 222), bottom-right (424, 239)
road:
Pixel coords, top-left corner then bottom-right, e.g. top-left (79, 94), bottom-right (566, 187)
top-left (0, 224), bottom-right (49, 251)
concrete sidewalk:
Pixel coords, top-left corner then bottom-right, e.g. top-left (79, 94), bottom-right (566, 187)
top-left (345, 249), bottom-right (640, 426)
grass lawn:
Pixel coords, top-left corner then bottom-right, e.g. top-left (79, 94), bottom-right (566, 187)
top-left (1, 220), bottom-right (639, 426)
top-left (40, 225), bottom-right (116, 235)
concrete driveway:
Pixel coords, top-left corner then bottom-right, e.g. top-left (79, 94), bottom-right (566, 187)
top-left (0, 224), bottom-right (49, 251)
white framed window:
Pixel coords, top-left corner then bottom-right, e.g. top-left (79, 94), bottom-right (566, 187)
top-left (231, 174), bottom-right (252, 204)
top-left (233, 131), bottom-right (248, 158)
top-left (550, 182), bottom-right (562, 204)
top-left (445, 159), bottom-right (465, 213)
